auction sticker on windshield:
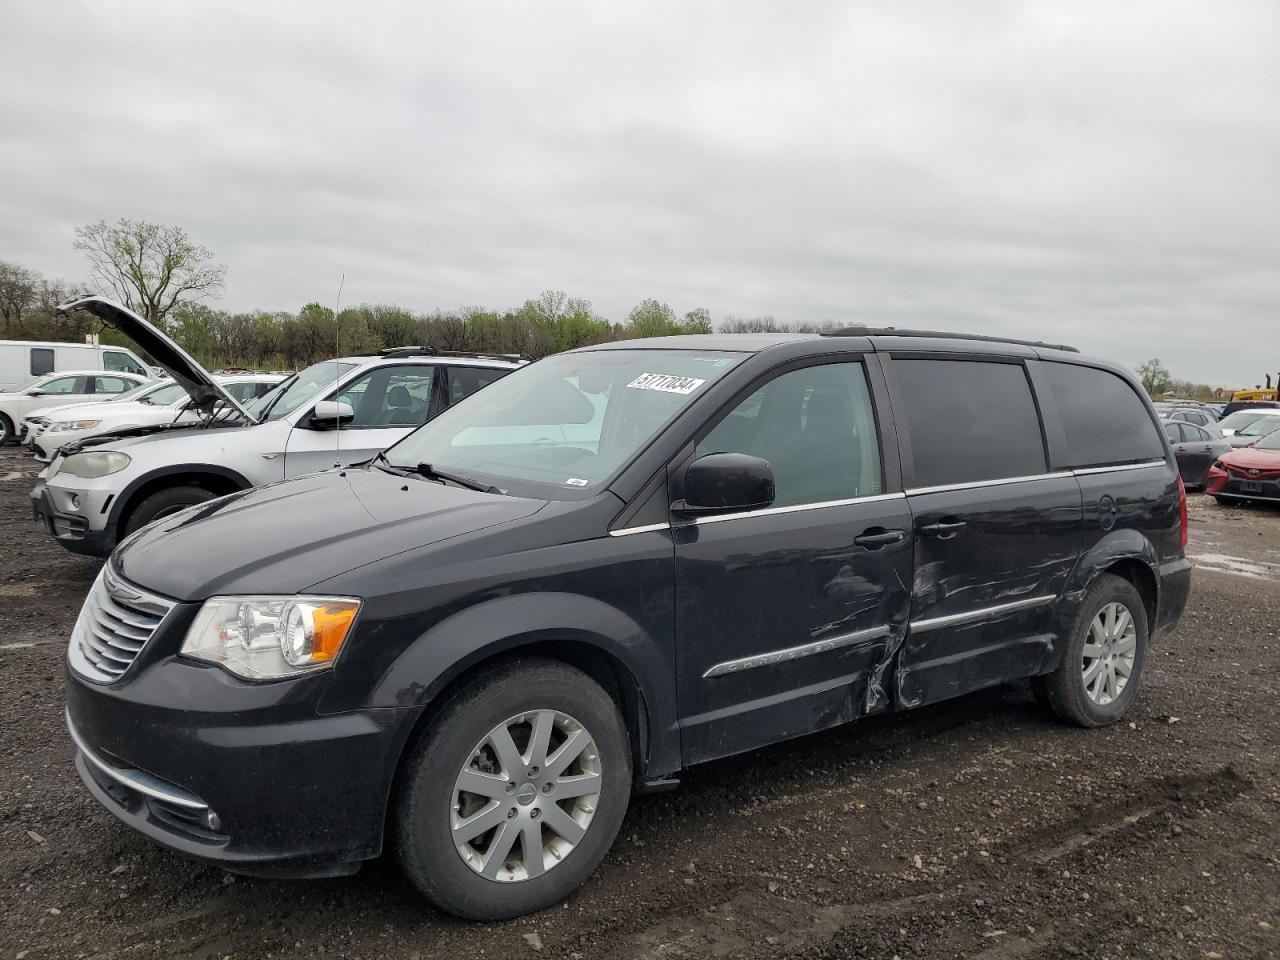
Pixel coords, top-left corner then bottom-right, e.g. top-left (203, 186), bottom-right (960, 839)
top-left (626, 373), bottom-right (706, 395)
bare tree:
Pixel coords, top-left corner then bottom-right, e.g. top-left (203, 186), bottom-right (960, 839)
top-left (1135, 358), bottom-right (1170, 397)
top-left (73, 219), bottom-right (227, 331)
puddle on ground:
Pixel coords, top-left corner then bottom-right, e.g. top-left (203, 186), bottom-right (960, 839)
top-left (1190, 553), bottom-right (1280, 582)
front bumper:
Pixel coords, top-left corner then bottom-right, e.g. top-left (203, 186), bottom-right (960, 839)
top-left (32, 483), bottom-right (116, 558)
top-left (65, 654), bottom-right (422, 877)
top-left (1206, 471), bottom-right (1280, 502)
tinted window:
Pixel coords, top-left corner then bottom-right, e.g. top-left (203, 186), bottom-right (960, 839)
top-left (1045, 363), bottom-right (1166, 467)
top-left (30, 348), bottom-right (54, 376)
top-left (893, 359), bottom-right (1046, 487)
top-left (1163, 422), bottom-right (1183, 443)
top-left (446, 365), bottom-right (508, 406)
top-left (697, 362), bottom-right (882, 507)
top-left (329, 365), bottom-right (435, 428)
top-left (1183, 424), bottom-right (1210, 441)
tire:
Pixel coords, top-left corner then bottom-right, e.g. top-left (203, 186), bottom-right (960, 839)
top-left (0, 413), bottom-right (13, 445)
top-left (394, 658), bottom-right (631, 920)
top-left (124, 485), bottom-right (217, 535)
top-left (1034, 573), bottom-right (1148, 728)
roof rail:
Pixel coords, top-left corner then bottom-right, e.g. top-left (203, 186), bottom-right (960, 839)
top-left (821, 327), bottom-right (1079, 354)
top-left (374, 346), bottom-right (534, 362)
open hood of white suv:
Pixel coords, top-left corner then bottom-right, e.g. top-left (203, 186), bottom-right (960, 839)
top-left (57, 297), bottom-right (252, 420)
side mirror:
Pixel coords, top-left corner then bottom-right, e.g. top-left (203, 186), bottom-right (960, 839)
top-left (307, 400), bottom-right (355, 429)
top-left (26, 389), bottom-right (46, 397)
top-left (675, 452), bottom-right (775, 515)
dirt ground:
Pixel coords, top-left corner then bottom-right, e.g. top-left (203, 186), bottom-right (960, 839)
top-left (2, 445), bottom-right (1278, 960)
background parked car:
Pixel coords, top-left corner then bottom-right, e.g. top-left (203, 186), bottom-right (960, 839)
top-left (20, 377), bottom-right (171, 442)
top-left (0, 370), bottom-right (149, 444)
top-left (1226, 413), bottom-right (1280, 448)
top-left (27, 373), bottom-right (285, 461)
top-left (0, 338), bottom-right (150, 392)
top-left (1221, 399), bottom-right (1280, 418)
top-left (1163, 420), bottom-right (1232, 488)
top-left (1215, 408), bottom-right (1280, 436)
top-left (1161, 407), bottom-right (1221, 433)
top-left (1206, 428), bottom-right (1280, 504)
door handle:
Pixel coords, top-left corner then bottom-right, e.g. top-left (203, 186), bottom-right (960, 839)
top-left (919, 520), bottom-right (966, 539)
top-left (853, 527), bottom-right (905, 549)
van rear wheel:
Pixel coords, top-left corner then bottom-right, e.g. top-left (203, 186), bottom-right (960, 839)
top-left (1034, 573), bottom-right (1148, 727)
top-left (394, 659), bottom-right (631, 920)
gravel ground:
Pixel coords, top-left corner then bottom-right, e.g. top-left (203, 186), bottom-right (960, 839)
top-left (2, 446), bottom-right (1278, 960)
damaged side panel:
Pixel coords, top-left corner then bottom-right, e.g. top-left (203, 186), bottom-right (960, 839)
top-left (894, 474), bottom-right (1084, 709)
top-left (673, 494), bottom-right (914, 766)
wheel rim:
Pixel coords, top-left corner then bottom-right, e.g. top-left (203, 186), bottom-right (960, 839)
top-left (450, 710), bottom-right (602, 883)
top-left (1081, 601), bottom-right (1137, 706)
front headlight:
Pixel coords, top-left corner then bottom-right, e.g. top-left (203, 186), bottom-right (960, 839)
top-left (49, 420), bottom-right (100, 433)
top-left (58, 451), bottom-right (131, 478)
top-left (180, 596), bottom-right (362, 680)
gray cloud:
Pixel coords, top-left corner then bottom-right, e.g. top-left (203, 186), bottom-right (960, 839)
top-left (1, 1), bottom-right (1277, 384)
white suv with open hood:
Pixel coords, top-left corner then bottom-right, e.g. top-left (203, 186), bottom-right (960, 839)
top-left (33, 297), bottom-right (526, 557)
top-left (24, 373), bottom-right (285, 461)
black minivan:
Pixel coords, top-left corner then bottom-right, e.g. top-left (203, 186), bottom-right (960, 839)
top-left (65, 330), bottom-right (1190, 919)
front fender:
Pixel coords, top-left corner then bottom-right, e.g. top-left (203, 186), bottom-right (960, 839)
top-left (361, 591), bottom-right (679, 778)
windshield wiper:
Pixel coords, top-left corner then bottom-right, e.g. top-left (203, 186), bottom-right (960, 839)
top-left (372, 453), bottom-right (500, 493)
top-left (414, 462), bottom-right (501, 494)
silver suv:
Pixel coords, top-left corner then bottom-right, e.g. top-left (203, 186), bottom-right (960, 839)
top-left (33, 297), bottom-right (525, 557)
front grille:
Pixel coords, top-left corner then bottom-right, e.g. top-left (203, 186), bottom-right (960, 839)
top-left (70, 566), bottom-right (173, 683)
top-left (1226, 464), bottom-right (1280, 480)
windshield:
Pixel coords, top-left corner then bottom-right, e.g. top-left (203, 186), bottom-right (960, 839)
top-left (106, 381), bottom-right (162, 402)
top-left (1256, 430), bottom-right (1280, 451)
top-left (1219, 410), bottom-right (1267, 431)
top-left (384, 349), bottom-right (744, 494)
top-left (1239, 417), bottom-right (1280, 438)
top-left (252, 361), bottom-right (355, 422)
top-left (137, 382), bottom-right (189, 406)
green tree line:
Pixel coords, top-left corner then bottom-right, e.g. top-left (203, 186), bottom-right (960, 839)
top-left (3, 258), bottom-right (766, 369)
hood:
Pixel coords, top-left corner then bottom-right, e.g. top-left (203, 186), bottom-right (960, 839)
top-left (1220, 446), bottom-right (1280, 470)
top-left (113, 465), bottom-right (548, 600)
top-left (41, 400), bottom-right (144, 422)
top-left (57, 296), bottom-right (251, 420)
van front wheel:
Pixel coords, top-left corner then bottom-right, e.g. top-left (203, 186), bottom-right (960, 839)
top-left (1035, 573), bottom-right (1148, 727)
top-left (394, 659), bottom-right (631, 920)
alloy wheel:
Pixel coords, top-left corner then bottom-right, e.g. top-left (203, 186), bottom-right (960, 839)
top-left (450, 710), bottom-right (602, 882)
top-left (1081, 601), bottom-right (1137, 706)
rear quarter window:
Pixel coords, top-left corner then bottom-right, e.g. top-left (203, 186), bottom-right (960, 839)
top-left (1044, 362), bottom-right (1166, 467)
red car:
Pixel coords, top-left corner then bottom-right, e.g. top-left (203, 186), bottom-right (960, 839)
top-left (1206, 428), bottom-right (1280, 504)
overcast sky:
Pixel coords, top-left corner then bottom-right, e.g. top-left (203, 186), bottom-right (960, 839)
top-left (2, 2), bottom-right (1277, 385)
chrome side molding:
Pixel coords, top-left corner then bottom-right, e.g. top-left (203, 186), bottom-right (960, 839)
top-left (909, 594), bottom-right (1055, 634)
top-left (702, 624), bottom-right (891, 678)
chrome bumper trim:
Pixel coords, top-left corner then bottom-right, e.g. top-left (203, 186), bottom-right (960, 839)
top-left (65, 708), bottom-right (207, 811)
